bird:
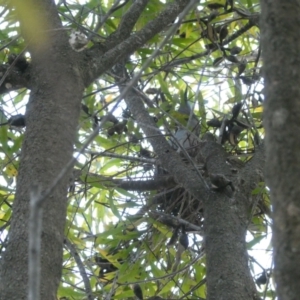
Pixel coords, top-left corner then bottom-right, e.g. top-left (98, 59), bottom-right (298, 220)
top-left (177, 100), bottom-right (200, 134)
top-left (170, 97), bottom-right (200, 152)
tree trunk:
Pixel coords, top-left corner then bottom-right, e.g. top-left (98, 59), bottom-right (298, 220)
top-left (0, 1), bottom-right (84, 299)
top-left (202, 140), bottom-right (264, 300)
top-left (261, 1), bottom-right (300, 299)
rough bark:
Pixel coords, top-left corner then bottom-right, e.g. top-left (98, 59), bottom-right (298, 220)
top-left (261, 1), bottom-right (300, 299)
top-left (202, 139), bottom-right (264, 300)
top-left (0, 1), bottom-right (84, 299)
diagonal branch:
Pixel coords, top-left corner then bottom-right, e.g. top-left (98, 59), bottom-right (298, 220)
top-left (160, 20), bottom-right (257, 70)
top-left (104, 0), bottom-right (150, 49)
top-left (112, 64), bottom-right (210, 202)
top-left (64, 238), bottom-right (94, 300)
top-left (82, 0), bottom-right (191, 86)
top-left (78, 173), bottom-right (176, 191)
top-left (89, 0), bottom-right (130, 40)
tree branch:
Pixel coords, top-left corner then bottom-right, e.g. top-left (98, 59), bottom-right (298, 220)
top-left (0, 1), bottom-right (86, 298)
top-left (64, 238), bottom-right (94, 300)
top-left (82, 0), bottom-right (191, 86)
top-left (149, 211), bottom-right (203, 232)
top-left (161, 20), bottom-right (257, 70)
top-left (197, 134), bottom-right (260, 299)
top-left (112, 64), bottom-right (210, 202)
top-left (104, 0), bottom-right (150, 49)
top-left (261, 1), bottom-right (300, 298)
top-left (113, 176), bottom-right (176, 191)
top-left (85, 150), bottom-right (157, 164)
top-left (75, 170), bottom-right (176, 191)
top-left (0, 0), bottom-right (190, 93)
top-left (239, 142), bottom-right (265, 206)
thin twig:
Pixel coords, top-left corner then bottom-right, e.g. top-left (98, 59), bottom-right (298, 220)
top-left (90, 0), bottom-right (124, 40)
top-left (114, 0), bottom-right (198, 103)
top-left (104, 273), bottom-right (119, 300)
top-left (122, 252), bottom-right (204, 286)
top-left (64, 238), bottom-right (94, 300)
top-left (150, 211), bottom-right (203, 232)
top-left (85, 150), bottom-right (157, 164)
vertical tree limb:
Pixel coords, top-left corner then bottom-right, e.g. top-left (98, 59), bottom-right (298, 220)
top-left (261, 1), bottom-right (300, 299)
top-left (0, 1), bottom-right (85, 299)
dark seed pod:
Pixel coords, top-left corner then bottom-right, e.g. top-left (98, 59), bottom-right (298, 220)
top-left (234, 119), bottom-right (250, 129)
top-left (237, 60), bottom-right (247, 76)
top-left (219, 26), bottom-right (228, 44)
top-left (254, 132), bottom-right (260, 145)
top-left (133, 284), bottom-right (143, 300)
top-left (145, 88), bottom-right (160, 95)
top-left (168, 227), bottom-right (180, 246)
top-left (226, 55), bottom-right (240, 63)
top-left (229, 132), bottom-right (238, 146)
top-left (129, 134), bottom-right (139, 144)
top-left (231, 102), bottom-right (242, 119)
top-left (106, 113), bottom-right (119, 124)
top-left (230, 46), bottom-right (242, 55)
top-left (179, 232), bottom-right (189, 250)
top-left (139, 147), bottom-right (152, 158)
top-left (207, 118), bottom-right (222, 128)
top-left (213, 57), bottom-right (224, 66)
top-left (207, 3), bottom-right (225, 10)
top-left (81, 104), bottom-right (90, 116)
top-left (230, 125), bottom-right (244, 135)
top-left (239, 76), bottom-right (255, 86)
top-left (107, 127), bottom-right (115, 136)
top-left (179, 31), bottom-right (186, 38)
top-left (113, 120), bottom-right (127, 134)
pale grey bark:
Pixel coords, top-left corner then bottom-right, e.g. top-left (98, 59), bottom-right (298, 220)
top-left (261, 1), bottom-right (300, 299)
